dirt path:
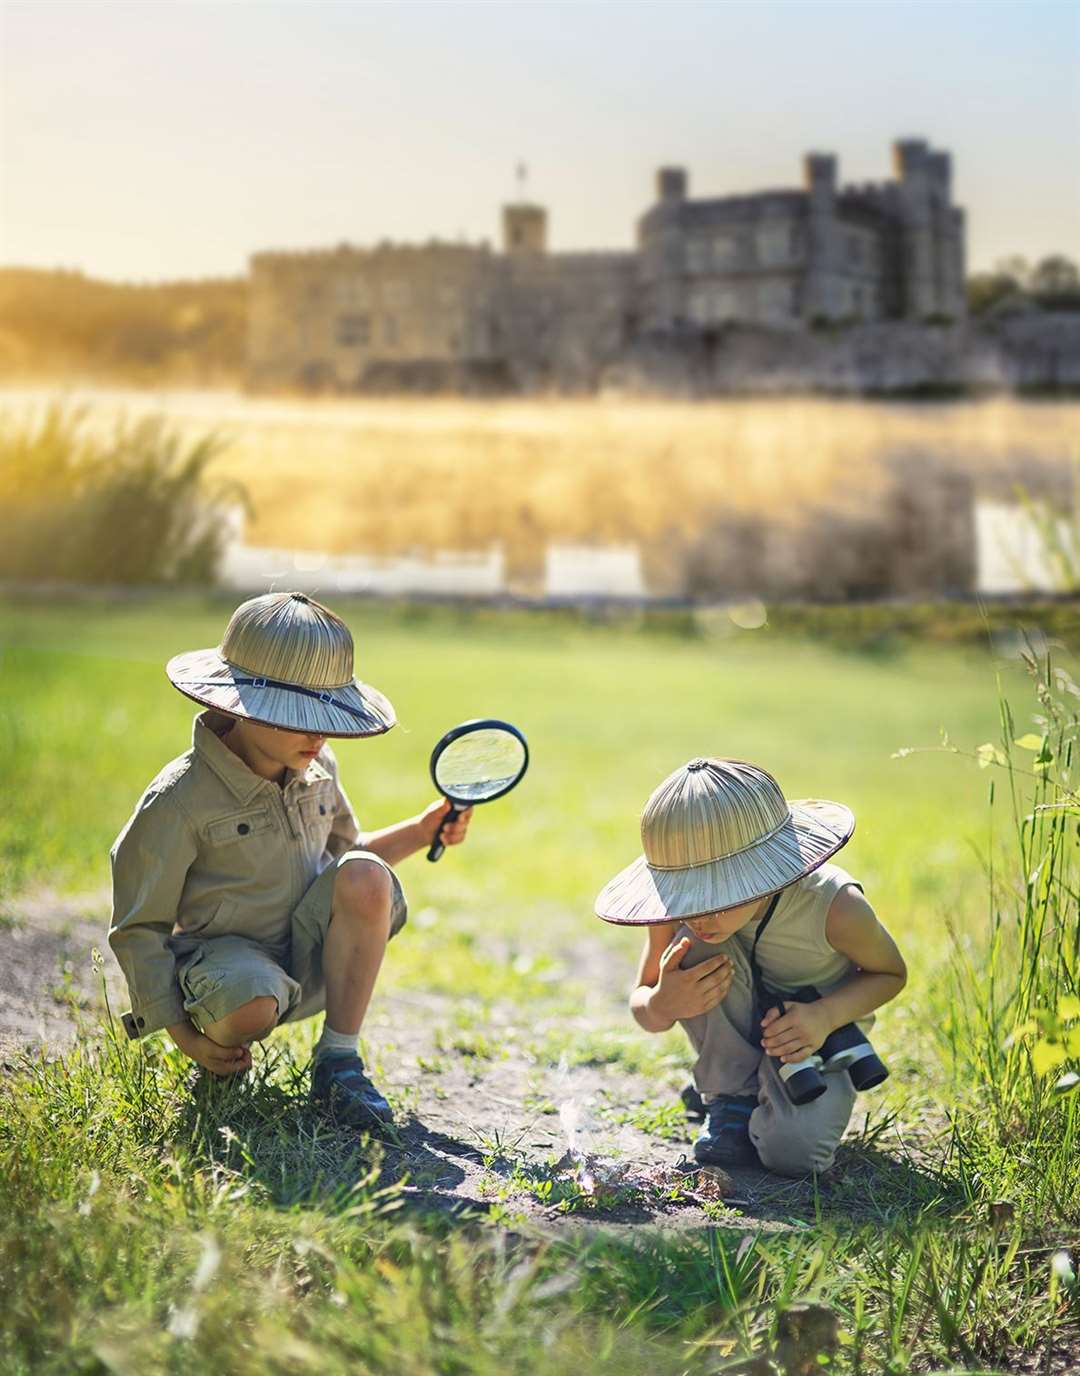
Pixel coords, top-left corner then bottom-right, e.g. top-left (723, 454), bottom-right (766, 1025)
top-left (0, 894), bottom-right (935, 1233)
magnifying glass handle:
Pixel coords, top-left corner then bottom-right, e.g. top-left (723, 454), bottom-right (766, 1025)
top-left (427, 803), bottom-right (462, 863)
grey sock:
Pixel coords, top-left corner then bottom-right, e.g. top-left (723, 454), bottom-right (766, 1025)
top-left (314, 1024), bottom-right (359, 1063)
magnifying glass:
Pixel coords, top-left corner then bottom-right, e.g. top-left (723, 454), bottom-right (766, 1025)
top-left (427, 718), bottom-right (530, 863)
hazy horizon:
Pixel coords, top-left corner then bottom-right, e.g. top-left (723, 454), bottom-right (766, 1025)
top-left (2, 0), bottom-right (1078, 284)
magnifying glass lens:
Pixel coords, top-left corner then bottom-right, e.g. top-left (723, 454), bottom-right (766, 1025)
top-left (433, 728), bottom-right (527, 802)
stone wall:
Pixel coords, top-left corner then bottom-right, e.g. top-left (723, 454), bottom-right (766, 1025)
top-left (619, 314), bottom-right (1080, 396)
top-left (249, 242), bottom-right (497, 392)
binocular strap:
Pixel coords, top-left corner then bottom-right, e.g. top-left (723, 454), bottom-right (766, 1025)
top-left (748, 892), bottom-right (783, 1014)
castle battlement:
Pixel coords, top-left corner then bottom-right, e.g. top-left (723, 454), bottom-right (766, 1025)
top-left (248, 136), bottom-right (966, 392)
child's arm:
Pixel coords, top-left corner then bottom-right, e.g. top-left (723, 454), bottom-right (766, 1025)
top-left (109, 790), bottom-right (198, 1038)
top-left (760, 886), bottom-right (907, 1065)
top-left (111, 791), bottom-right (248, 1075)
top-left (320, 748), bottom-right (472, 867)
top-left (630, 923), bottom-right (733, 1033)
top-left (362, 800), bottom-right (473, 867)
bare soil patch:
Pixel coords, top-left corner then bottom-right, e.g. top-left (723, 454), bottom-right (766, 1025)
top-left (0, 893), bottom-right (942, 1234)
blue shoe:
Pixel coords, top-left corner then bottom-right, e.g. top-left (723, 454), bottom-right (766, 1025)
top-left (693, 1093), bottom-right (759, 1167)
top-left (681, 1081), bottom-right (706, 1121)
top-left (310, 1053), bottom-right (393, 1132)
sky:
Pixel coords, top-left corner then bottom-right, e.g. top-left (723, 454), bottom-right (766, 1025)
top-left (1, 0), bottom-right (1078, 281)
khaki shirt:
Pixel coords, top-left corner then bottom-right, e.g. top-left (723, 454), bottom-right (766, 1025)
top-left (109, 711), bottom-right (361, 1037)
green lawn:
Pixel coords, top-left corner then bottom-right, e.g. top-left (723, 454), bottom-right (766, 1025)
top-left (0, 596), bottom-right (1021, 955)
top-left (2, 595), bottom-right (1078, 1374)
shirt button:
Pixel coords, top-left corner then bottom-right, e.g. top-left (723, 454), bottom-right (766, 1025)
top-left (136, 1016), bottom-right (145, 1027)
top-left (319, 805), bottom-right (326, 815)
top-left (237, 823), bottom-right (250, 835)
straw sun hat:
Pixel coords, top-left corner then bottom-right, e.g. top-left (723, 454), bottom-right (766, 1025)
top-left (595, 758), bottom-right (854, 926)
top-left (166, 592), bottom-right (396, 738)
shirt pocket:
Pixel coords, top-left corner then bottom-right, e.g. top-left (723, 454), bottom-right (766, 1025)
top-left (204, 805), bottom-right (276, 849)
top-left (297, 790), bottom-right (334, 843)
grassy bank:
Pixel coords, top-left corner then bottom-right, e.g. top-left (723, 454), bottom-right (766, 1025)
top-left (1, 598), bottom-right (1078, 1372)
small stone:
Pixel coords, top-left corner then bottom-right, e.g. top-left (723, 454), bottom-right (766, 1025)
top-left (989, 1199), bottom-right (1016, 1229)
top-left (697, 1163), bottom-right (737, 1195)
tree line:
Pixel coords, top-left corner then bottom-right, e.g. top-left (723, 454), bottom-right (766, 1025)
top-left (0, 269), bottom-right (247, 384)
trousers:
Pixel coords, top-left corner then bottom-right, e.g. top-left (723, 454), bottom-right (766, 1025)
top-left (677, 929), bottom-right (856, 1175)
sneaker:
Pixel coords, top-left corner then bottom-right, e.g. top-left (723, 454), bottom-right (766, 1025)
top-left (693, 1093), bottom-right (759, 1168)
top-left (310, 1053), bottom-right (393, 1132)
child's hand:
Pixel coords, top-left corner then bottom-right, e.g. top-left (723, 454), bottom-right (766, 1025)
top-left (418, 798), bottom-right (474, 847)
top-left (760, 1001), bottom-right (834, 1064)
top-left (168, 1021), bottom-right (252, 1077)
top-left (650, 936), bottom-right (732, 1021)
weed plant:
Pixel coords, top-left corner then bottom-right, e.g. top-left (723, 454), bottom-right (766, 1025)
top-left (0, 405), bottom-right (247, 584)
top-left (933, 647), bottom-right (1080, 1222)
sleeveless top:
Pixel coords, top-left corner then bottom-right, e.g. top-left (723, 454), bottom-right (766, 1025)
top-left (676, 861), bottom-right (869, 1022)
top-left (734, 861), bottom-right (862, 998)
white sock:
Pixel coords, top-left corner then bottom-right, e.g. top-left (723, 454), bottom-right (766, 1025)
top-left (315, 1024), bottom-right (359, 1063)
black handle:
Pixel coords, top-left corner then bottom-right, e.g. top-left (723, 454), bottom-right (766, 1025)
top-left (426, 804), bottom-right (461, 862)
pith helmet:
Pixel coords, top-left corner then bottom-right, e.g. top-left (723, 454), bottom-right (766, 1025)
top-left (166, 592), bottom-right (396, 737)
top-left (595, 758), bottom-right (854, 925)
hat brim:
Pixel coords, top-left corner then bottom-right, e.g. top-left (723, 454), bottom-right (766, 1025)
top-left (166, 648), bottom-right (396, 739)
top-left (594, 799), bottom-right (855, 926)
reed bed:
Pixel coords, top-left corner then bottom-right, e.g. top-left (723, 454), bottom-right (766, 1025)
top-left (2, 391), bottom-right (1076, 581)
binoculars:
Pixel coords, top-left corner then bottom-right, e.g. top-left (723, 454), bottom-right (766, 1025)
top-left (757, 984), bottom-right (888, 1107)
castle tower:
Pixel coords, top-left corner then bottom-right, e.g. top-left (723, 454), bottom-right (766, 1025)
top-left (502, 204), bottom-right (547, 256)
top-left (656, 167), bottom-right (688, 203)
top-left (893, 138), bottom-right (936, 320)
top-left (925, 150), bottom-right (965, 319)
top-left (802, 153), bottom-right (837, 320)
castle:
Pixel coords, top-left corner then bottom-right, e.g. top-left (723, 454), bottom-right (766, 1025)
top-left (247, 138), bottom-right (966, 392)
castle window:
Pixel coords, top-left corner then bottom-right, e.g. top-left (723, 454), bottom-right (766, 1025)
top-left (687, 238), bottom-right (710, 273)
top-left (712, 234), bottom-right (737, 267)
top-left (384, 280), bottom-right (409, 307)
top-left (712, 288), bottom-right (738, 321)
top-left (688, 288), bottom-right (711, 324)
top-left (335, 278), bottom-right (371, 307)
top-left (757, 280), bottom-right (790, 320)
top-left (757, 226), bottom-right (789, 267)
top-left (847, 234), bottom-right (862, 264)
top-left (336, 314), bottom-right (370, 347)
top-left (692, 286), bottom-right (738, 323)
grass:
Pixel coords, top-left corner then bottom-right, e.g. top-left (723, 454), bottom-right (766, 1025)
top-left (2, 595), bottom-right (1080, 1372)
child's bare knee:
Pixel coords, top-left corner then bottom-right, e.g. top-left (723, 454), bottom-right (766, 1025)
top-left (333, 857), bottom-right (392, 918)
top-left (205, 995), bottom-right (279, 1046)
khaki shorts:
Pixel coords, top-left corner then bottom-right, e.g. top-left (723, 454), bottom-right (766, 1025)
top-left (168, 851), bottom-right (407, 1033)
